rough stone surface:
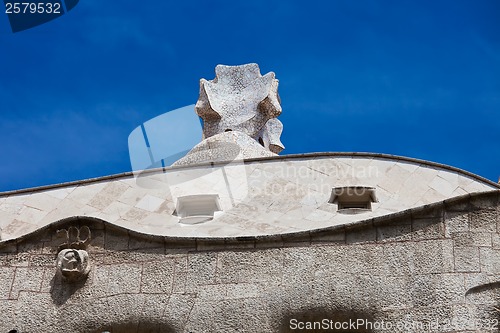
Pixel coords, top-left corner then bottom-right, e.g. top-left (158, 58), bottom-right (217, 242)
top-left (196, 64), bottom-right (283, 148)
top-left (0, 192), bottom-right (498, 332)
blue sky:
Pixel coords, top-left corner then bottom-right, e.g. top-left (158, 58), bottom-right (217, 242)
top-left (0, 0), bottom-right (499, 192)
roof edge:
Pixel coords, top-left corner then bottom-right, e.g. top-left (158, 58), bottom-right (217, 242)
top-left (1, 152), bottom-right (499, 197)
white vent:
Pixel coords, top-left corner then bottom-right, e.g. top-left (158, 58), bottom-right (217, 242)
top-left (329, 186), bottom-right (377, 214)
top-left (176, 194), bottom-right (221, 225)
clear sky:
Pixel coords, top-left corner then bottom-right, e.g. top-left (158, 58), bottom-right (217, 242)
top-left (0, 1), bottom-right (499, 192)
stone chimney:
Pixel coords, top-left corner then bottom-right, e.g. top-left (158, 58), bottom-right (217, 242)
top-left (173, 63), bottom-right (284, 166)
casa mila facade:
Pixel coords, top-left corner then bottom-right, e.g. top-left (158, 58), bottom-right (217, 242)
top-left (0, 64), bottom-right (499, 333)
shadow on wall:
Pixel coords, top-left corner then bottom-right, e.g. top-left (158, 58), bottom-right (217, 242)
top-left (279, 308), bottom-right (375, 333)
top-left (465, 282), bottom-right (500, 333)
top-left (50, 273), bottom-right (87, 306)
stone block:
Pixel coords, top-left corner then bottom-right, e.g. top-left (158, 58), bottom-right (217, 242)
top-left (0, 299), bottom-right (16, 331)
top-left (41, 232), bottom-right (66, 254)
top-left (29, 254), bottom-right (56, 267)
top-left (128, 234), bottom-right (164, 251)
top-left (348, 245), bottom-right (385, 276)
top-left (469, 192), bottom-right (499, 209)
top-left (347, 273), bottom-right (385, 307)
top-left (100, 263), bottom-right (142, 295)
top-left (255, 237), bottom-right (284, 249)
top-left (0, 267), bottom-right (15, 299)
top-left (184, 300), bottom-right (228, 332)
top-left (492, 233), bottom-right (500, 249)
top-left (429, 174), bottom-right (459, 196)
top-left (414, 240), bottom-right (454, 274)
top-left (139, 293), bottom-right (171, 324)
top-left (454, 247), bottom-right (480, 272)
top-left (1, 219), bottom-right (39, 239)
top-left (224, 238), bottom-right (256, 249)
top-left (84, 228), bottom-right (105, 253)
top-left (170, 254), bottom-right (188, 272)
top-left (222, 297), bottom-right (274, 332)
top-left (411, 218), bottom-right (445, 240)
top-left (479, 247), bottom-right (500, 274)
top-left (92, 249), bottom-right (163, 266)
top-left (0, 241), bottom-right (17, 254)
top-left (451, 304), bottom-right (480, 331)
top-left (216, 248), bottom-right (283, 284)
top-left (196, 284), bottom-right (227, 300)
top-left (165, 239), bottom-right (196, 253)
top-left (104, 228), bottom-right (129, 251)
top-left (345, 225), bottom-right (376, 244)
top-left (225, 282), bottom-right (264, 299)
top-left (376, 224), bottom-right (412, 242)
top-left (375, 275), bottom-right (412, 310)
top-left (172, 270), bottom-right (186, 294)
top-left (469, 209), bottom-right (497, 232)
top-left (12, 293), bottom-right (57, 332)
top-left (81, 264), bottom-right (109, 299)
top-left (452, 231), bottom-right (492, 247)
top-left (196, 239), bottom-right (226, 251)
top-left (141, 260), bottom-right (174, 294)
top-left (282, 247), bottom-right (315, 286)
top-left (281, 232), bottom-right (311, 247)
top-left (58, 296), bottom-right (111, 331)
top-left (40, 266), bottom-right (56, 293)
top-left (3, 252), bottom-right (30, 267)
top-left (162, 293), bottom-right (197, 329)
top-left (16, 206), bottom-right (48, 225)
top-left (412, 205), bottom-right (443, 219)
top-left (9, 266), bottom-right (44, 299)
top-left (104, 293), bottom-right (146, 326)
top-left (444, 211), bottom-right (469, 237)
top-left (408, 274), bottom-right (446, 307)
top-left (381, 242), bottom-right (416, 276)
top-left (405, 304), bottom-right (455, 333)
top-left (383, 240), bottom-right (454, 276)
top-left (185, 252), bottom-right (218, 291)
top-left (313, 244), bottom-right (384, 277)
top-left (310, 228), bottom-right (345, 243)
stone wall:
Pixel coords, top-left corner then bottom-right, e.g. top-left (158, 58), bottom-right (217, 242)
top-left (0, 191), bottom-right (498, 333)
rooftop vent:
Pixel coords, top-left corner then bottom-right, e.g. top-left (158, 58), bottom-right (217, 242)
top-left (176, 194), bottom-right (221, 225)
top-left (329, 186), bottom-right (377, 214)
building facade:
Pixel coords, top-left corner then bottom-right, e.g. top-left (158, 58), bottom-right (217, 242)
top-left (0, 64), bottom-right (499, 332)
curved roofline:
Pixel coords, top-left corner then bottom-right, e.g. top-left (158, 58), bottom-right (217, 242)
top-left (1, 190), bottom-right (498, 249)
top-left (1, 152), bottom-right (499, 197)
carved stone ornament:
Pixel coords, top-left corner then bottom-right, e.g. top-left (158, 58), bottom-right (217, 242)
top-left (56, 248), bottom-right (90, 282)
top-left (55, 226), bottom-right (91, 282)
